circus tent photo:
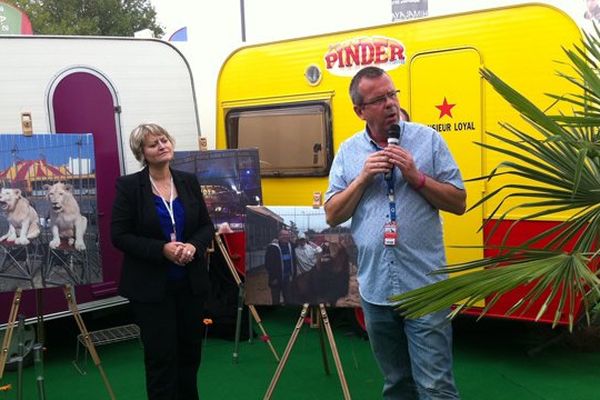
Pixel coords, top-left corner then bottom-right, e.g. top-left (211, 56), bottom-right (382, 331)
top-left (0, 158), bottom-right (73, 193)
top-left (0, 134), bottom-right (95, 195)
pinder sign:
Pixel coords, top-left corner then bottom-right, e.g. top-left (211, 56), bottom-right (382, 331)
top-left (324, 36), bottom-right (406, 76)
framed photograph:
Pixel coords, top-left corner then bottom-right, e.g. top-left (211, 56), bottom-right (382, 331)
top-left (0, 134), bottom-right (101, 291)
top-left (173, 149), bottom-right (262, 231)
top-left (244, 205), bottom-right (359, 307)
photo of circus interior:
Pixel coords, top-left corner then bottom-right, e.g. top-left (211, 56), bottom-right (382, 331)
top-left (172, 149), bottom-right (262, 231)
top-left (0, 134), bottom-right (102, 292)
top-left (244, 205), bottom-right (359, 307)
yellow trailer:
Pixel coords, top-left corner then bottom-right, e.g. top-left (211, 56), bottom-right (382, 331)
top-left (215, 4), bottom-right (583, 323)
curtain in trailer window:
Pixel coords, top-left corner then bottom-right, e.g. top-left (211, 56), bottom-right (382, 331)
top-left (226, 103), bottom-right (331, 177)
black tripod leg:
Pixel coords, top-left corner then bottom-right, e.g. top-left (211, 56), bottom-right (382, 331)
top-left (317, 307), bottom-right (331, 375)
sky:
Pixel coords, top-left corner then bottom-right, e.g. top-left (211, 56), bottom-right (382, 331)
top-left (149, 0), bottom-right (589, 43)
top-left (150, 0), bottom-right (389, 43)
top-left (268, 206), bottom-right (351, 234)
top-left (0, 134), bottom-right (94, 171)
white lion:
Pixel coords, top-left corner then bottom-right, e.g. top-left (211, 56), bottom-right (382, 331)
top-left (0, 188), bottom-right (41, 245)
top-left (44, 182), bottom-right (88, 251)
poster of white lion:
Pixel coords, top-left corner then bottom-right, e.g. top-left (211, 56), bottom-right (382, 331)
top-left (0, 134), bottom-right (101, 291)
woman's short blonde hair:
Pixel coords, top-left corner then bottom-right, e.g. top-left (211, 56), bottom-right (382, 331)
top-left (129, 123), bottom-right (176, 165)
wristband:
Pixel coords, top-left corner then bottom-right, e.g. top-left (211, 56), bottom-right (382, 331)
top-left (414, 172), bottom-right (426, 190)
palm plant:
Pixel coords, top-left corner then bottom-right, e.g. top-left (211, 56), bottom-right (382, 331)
top-left (391, 27), bottom-right (600, 331)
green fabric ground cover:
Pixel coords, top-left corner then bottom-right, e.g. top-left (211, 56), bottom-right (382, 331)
top-left (1, 307), bottom-right (599, 399)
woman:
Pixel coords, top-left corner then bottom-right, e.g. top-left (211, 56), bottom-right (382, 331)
top-left (111, 123), bottom-right (214, 400)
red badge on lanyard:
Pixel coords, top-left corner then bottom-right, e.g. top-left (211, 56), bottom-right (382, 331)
top-left (383, 221), bottom-right (397, 246)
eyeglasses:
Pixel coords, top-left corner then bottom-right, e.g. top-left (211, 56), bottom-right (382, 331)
top-left (361, 90), bottom-right (400, 107)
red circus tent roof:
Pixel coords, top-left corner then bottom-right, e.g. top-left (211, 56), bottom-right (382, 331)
top-left (0, 159), bottom-right (72, 181)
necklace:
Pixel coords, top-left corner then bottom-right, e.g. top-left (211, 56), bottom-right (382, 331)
top-left (153, 181), bottom-right (171, 198)
top-left (149, 172), bottom-right (172, 198)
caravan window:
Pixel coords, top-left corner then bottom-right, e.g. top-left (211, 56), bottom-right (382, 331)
top-left (226, 103), bottom-right (332, 177)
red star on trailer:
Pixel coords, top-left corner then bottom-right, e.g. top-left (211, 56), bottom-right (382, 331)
top-left (435, 97), bottom-right (456, 118)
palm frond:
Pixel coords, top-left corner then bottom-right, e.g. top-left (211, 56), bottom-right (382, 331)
top-left (392, 253), bottom-right (600, 330)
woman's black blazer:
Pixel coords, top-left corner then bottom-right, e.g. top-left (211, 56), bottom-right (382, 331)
top-left (111, 167), bottom-right (214, 302)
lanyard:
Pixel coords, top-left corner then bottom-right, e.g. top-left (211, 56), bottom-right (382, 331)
top-left (149, 175), bottom-right (177, 241)
top-left (385, 170), bottom-right (396, 223)
top-left (371, 139), bottom-right (397, 223)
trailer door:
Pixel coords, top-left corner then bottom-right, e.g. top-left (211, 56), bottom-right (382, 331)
top-left (409, 48), bottom-right (484, 270)
top-left (51, 70), bottom-right (122, 296)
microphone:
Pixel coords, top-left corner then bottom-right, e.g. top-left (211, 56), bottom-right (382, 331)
top-left (384, 123), bottom-right (401, 180)
top-left (387, 123), bottom-right (401, 146)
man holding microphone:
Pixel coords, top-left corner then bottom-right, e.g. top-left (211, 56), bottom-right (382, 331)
top-left (325, 66), bottom-right (466, 400)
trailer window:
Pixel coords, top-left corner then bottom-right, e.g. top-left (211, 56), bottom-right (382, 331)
top-left (226, 103), bottom-right (332, 177)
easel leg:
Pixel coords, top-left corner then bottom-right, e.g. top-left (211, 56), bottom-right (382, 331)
top-left (233, 282), bottom-right (245, 363)
top-left (248, 305), bottom-right (280, 362)
top-left (316, 309), bottom-right (331, 375)
top-left (319, 304), bottom-right (352, 400)
top-left (35, 289), bottom-right (45, 345)
top-left (0, 288), bottom-right (22, 379)
top-left (33, 343), bottom-right (46, 400)
top-left (63, 285), bottom-right (116, 400)
top-left (248, 305), bottom-right (254, 344)
top-left (16, 314), bottom-right (25, 400)
top-left (263, 303), bottom-right (309, 400)
top-left (215, 234), bottom-right (280, 362)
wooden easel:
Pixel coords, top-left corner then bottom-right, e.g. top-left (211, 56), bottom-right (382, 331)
top-left (263, 303), bottom-right (352, 400)
top-left (214, 233), bottom-right (280, 362)
top-left (0, 288), bottom-right (22, 379)
top-left (0, 285), bottom-right (116, 400)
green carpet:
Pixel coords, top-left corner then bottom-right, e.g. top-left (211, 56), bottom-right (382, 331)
top-left (1, 306), bottom-right (599, 399)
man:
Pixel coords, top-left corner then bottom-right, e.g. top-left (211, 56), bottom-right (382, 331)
top-left (291, 233), bottom-right (323, 303)
top-left (294, 233), bottom-right (322, 275)
top-left (324, 66), bottom-right (466, 399)
top-left (265, 229), bottom-right (296, 305)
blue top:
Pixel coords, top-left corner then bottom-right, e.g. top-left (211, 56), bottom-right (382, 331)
top-left (280, 244), bottom-right (293, 279)
top-left (325, 122), bottom-right (464, 305)
top-left (154, 195), bottom-right (187, 281)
